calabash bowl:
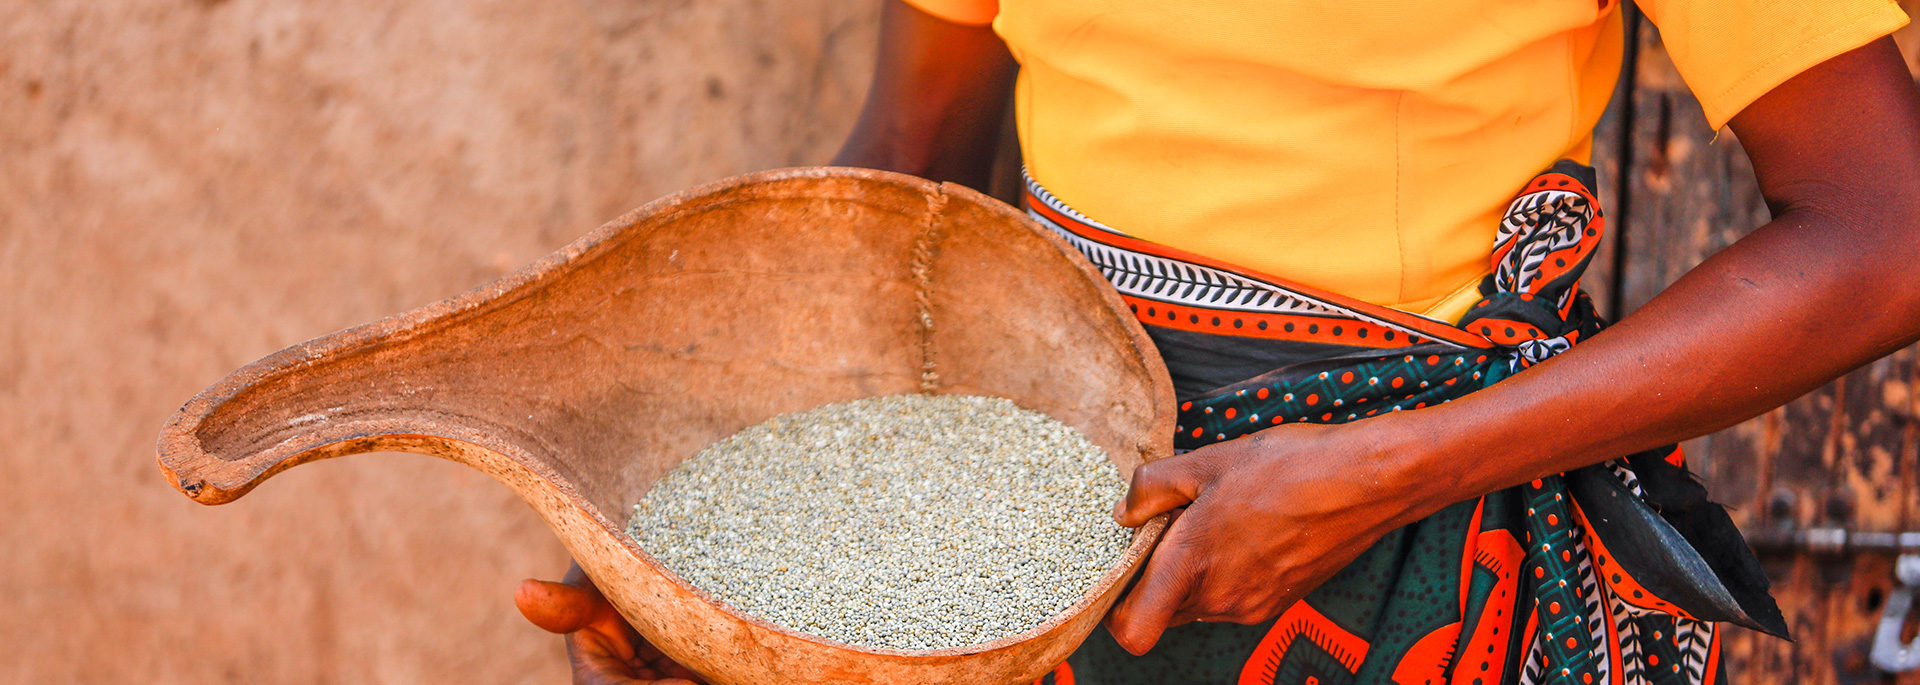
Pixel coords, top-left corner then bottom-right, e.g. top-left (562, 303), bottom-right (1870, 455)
top-left (157, 167), bottom-right (1174, 685)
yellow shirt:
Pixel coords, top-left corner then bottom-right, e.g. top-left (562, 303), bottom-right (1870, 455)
top-left (906, 0), bottom-right (1907, 322)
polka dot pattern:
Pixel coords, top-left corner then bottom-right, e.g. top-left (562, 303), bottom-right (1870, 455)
top-left (1173, 349), bottom-right (1503, 450)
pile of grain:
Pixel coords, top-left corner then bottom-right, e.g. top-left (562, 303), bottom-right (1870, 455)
top-left (627, 394), bottom-right (1131, 651)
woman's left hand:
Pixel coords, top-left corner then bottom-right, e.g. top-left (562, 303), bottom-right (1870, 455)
top-left (1104, 419), bottom-right (1427, 655)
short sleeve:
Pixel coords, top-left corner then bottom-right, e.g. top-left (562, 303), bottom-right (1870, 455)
top-left (901, 0), bottom-right (1000, 26)
top-left (1637, 0), bottom-right (1909, 128)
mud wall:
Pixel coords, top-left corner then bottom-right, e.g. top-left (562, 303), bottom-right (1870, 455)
top-left (0, 1), bottom-right (877, 681)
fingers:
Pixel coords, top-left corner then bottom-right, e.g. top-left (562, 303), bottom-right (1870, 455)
top-left (524, 566), bottom-right (697, 684)
top-left (650, 661), bottom-right (707, 682)
top-left (1114, 450), bottom-right (1221, 528)
top-left (567, 624), bottom-right (653, 684)
top-left (567, 641), bottom-right (648, 685)
top-left (634, 640), bottom-right (668, 664)
top-left (1105, 519), bottom-right (1204, 655)
top-left (634, 621), bottom-right (708, 683)
top-left (517, 578), bottom-right (620, 635)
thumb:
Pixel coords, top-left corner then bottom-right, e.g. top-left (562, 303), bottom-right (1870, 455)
top-left (1114, 450), bottom-right (1222, 528)
top-left (516, 578), bottom-right (620, 634)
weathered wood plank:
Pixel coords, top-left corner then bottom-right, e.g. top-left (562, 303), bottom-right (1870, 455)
top-left (1583, 0), bottom-right (1638, 321)
top-left (1718, 554), bottom-right (1837, 684)
top-left (1893, 18), bottom-right (1920, 685)
top-left (1815, 346), bottom-right (1915, 685)
top-left (1895, 327), bottom-right (1920, 685)
top-left (1838, 350), bottom-right (1915, 532)
top-left (1609, 6), bottom-right (1920, 680)
top-left (1827, 554), bottom-right (1899, 685)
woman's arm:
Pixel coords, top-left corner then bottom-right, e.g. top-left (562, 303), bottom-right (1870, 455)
top-left (830, 0), bottom-right (1017, 189)
top-left (1105, 37), bottom-right (1920, 654)
top-left (1409, 36), bottom-right (1920, 511)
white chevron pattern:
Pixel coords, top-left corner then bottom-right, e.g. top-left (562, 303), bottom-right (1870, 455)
top-left (1607, 583), bottom-right (1652, 685)
top-left (1675, 620), bottom-right (1714, 683)
top-left (1577, 535), bottom-right (1613, 683)
top-left (1039, 220), bottom-right (1341, 316)
top-left (1519, 630), bottom-right (1549, 685)
top-left (1022, 172), bottom-right (1463, 343)
top-left (1494, 189), bottom-right (1592, 298)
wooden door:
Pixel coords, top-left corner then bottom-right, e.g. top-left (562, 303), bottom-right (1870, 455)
top-left (1590, 7), bottom-right (1920, 682)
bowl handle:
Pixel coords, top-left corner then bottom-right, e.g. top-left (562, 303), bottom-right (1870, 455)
top-left (158, 423), bottom-right (525, 505)
top-left (155, 318), bottom-right (559, 506)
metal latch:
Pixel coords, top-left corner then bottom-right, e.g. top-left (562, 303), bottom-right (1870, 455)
top-left (1871, 555), bottom-right (1920, 672)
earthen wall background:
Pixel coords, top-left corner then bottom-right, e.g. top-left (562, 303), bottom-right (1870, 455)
top-left (0, 1), bottom-right (878, 681)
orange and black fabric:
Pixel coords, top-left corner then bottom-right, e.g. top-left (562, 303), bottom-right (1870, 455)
top-left (1026, 160), bottom-right (1786, 685)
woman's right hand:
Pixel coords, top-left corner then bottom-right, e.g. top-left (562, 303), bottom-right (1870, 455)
top-left (515, 564), bottom-right (706, 685)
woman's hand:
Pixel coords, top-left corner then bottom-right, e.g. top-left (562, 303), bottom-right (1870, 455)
top-left (1104, 420), bottom-right (1428, 655)
top-left (515, 564), bottom-right (706, 685)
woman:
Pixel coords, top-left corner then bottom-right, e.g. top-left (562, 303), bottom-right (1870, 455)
top-left (516, 0), bottom-right (1920, 682)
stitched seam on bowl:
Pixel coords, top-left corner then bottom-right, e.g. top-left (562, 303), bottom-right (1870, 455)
top-left (913, 187), bottom-right (947, 391)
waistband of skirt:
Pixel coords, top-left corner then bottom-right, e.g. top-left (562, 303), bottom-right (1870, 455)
top-left (1021, 172), bottom-right (1492, 351)
top-left (1021, 162), bottom-right (1609, 357)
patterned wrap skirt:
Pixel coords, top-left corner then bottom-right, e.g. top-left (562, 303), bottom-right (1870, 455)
top-left (1024, 161), bottom-right (1787, 685)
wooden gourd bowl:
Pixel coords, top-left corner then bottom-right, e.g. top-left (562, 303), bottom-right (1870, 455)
top-left (156, 167), bottom-right (1176, 684)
